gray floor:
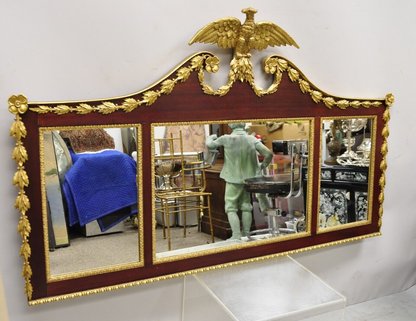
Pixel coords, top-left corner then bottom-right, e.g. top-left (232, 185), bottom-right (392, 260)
top-left (307, 285), bottom-right (416, 320)
top-left (345, 285), bottom-right (416, 321)
top-left (48, 220), bottom-right (220, 276)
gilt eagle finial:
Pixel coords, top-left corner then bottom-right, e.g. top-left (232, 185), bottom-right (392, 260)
top-left (189, 7), bottom-right (299, 58)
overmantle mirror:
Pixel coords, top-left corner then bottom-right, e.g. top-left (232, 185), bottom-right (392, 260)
top-left (9, 7), bottom-right (394, 304)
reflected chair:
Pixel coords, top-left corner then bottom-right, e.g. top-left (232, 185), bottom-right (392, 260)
top-left (154, 131), bottom-right (215, 251)
top-left (244, 140), bottom-right (308, 239)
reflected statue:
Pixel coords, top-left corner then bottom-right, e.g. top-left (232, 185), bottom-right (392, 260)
top-left (206, 123), bottom-right (273, 239)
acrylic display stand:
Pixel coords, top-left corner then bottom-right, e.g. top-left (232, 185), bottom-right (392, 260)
top-left (183, 256), bottom-right (346, 321)
top-left (0, 268), bottom-right (9, 321)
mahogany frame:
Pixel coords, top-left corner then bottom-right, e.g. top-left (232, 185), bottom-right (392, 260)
top-left (9, 52), bottom-right (393, 304)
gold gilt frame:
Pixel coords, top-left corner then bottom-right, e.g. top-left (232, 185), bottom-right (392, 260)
top-left (9, 7), bottom-right (393, 304)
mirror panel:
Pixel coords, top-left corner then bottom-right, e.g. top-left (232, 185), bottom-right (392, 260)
top-left (152, 120), bottom-right (313, 262)
top-left (40, 125), bottom-right (143, 280)
top-left (318, 117), bottom-right (376, 231)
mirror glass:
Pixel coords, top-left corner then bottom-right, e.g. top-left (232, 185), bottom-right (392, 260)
top-left (319, 117), bottom-right (376, 230)
top-left (152, 120), bottom-right (313, 260)
top-left (41, 125), bottom-right (142, 278)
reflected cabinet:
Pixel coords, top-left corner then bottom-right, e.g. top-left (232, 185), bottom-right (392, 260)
top-left (9, 7), bottom-right (393, 305)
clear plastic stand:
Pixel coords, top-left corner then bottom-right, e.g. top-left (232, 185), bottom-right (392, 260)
top-left (183, 256), bottom-right (346, 321)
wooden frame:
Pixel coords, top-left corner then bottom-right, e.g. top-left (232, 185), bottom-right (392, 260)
top-left (8, 9), bottom-right (393, 305)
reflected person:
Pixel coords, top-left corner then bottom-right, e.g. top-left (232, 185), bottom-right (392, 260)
top-left (206, 123), bottom-right (273, 239)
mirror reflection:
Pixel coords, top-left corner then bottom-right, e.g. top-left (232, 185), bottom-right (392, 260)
top-left (153, 120), bottom-right (311, 259)
top-left (42, 126), bottom-right (141, 277)
top-left (319, 117), bottom-right (374, 230)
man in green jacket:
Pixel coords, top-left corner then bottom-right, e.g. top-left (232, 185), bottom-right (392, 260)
top-left (206, 123), bottom-right (273, 239)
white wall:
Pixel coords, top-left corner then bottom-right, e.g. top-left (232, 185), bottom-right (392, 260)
top-left (1, 1), bottom-right (415, 319)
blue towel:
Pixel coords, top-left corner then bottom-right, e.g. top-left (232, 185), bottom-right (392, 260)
top-left (63, 150), bottom-right (137, 230)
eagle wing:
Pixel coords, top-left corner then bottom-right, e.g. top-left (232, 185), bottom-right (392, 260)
top-left (189, 17), bottom-right (241, 49)
top-left (251, 21), bottom-right (299, 51)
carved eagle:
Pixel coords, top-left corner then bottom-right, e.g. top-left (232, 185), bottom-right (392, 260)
top-left (189, 7), bottom-right (299, 58)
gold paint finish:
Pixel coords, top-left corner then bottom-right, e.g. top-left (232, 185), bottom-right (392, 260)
top-left (9, 94), bottom-right (33, 300)
top-left (9, 94), bottom-right (29, 115)
top-left (379, 99), bottom-right (393, 227)
top-left (189, 7), bottom-right (299, 58)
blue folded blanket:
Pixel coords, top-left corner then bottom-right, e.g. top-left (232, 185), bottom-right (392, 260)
top-left (63, 150), bottom-right (137, 231)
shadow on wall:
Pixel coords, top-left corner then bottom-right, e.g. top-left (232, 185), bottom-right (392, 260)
top-left (0, 267), bottom-right (9, 321)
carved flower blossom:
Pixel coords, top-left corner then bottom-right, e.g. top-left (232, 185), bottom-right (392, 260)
top-left (205, 56), bottom-right (219, 73)
top-left (8, 94), bottom-right (28, 115)
top-left (264, 58), bottom-right (278, 74)
top-left (385, 93), bottom-right (395, 107)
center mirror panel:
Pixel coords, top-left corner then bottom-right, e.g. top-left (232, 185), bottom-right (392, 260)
top-left (152, 119), bottom-right (314, 262)
top-left (318, 116), bottom-right (376, 232)
top-left (40, 125), bottom-right (143, 281)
